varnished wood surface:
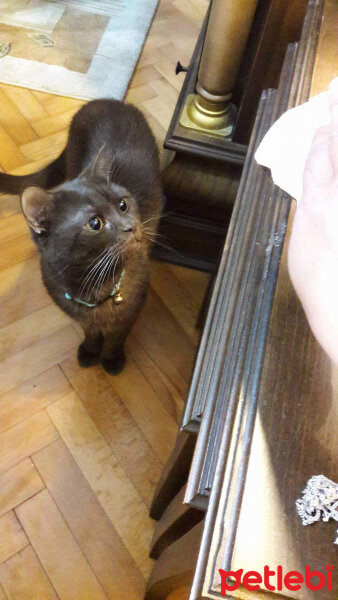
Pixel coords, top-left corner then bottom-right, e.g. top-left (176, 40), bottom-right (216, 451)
top-left (0, 1), bottom-right (209, 599)
top-left (188, 1), bottom-right (338, 599)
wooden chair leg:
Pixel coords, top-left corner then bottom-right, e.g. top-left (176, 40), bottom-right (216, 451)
top-left (145, 521), bottom-right (204, 600)
top-left (166, 586), bottom-right (191, 600)
top-left (150, 485), bottom-right (204, 559)
top-left (150, 431), bottom-right (196, 520)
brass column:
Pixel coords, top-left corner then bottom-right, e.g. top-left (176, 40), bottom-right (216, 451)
top-left (181, 0), bottom-right (258, 137)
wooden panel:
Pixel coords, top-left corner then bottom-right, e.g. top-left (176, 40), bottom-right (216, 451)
top-left (0, 546), bottom-right (58, 600)
top-left (15, 490), bottom-right (107, 600)
top-left (0, 411), bottom-right (58, 475)
top-left (0, 512), bottom-right (28, 564)
top-left (33, 439), bottom-right (145, 600)
top-left (0, 460), bottom-right (44, 518)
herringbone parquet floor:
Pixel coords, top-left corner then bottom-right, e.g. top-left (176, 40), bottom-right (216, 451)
top-left (0, 1), bottom-right (209, 599)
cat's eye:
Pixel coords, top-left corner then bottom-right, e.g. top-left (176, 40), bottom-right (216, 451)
top-left (86, 216), bottom-right (104, 231)
top-left (119, 198), bottom-right (128, 213)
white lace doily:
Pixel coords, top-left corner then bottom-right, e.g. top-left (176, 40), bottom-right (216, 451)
top-left (296, 475), bottom-right (338, 545)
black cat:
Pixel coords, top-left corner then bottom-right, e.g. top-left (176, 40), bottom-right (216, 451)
top-left (0, 99), bottom-right (163, 374)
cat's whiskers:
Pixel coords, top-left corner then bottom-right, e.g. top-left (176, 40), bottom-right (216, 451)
top-left (143, 228), bottom-right (175, 253)
top-left (141, 211), bottom-right (172, 227)
top-left (83, 240), bottom-right (126, 304)
top-left (79, 245), bottom-right (112, 300)
top-left (84, 248), bottom-right (117, 303)
top-left (93, 250), bottom-right (116, 302)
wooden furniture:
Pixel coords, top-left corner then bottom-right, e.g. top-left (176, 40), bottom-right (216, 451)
top-left (154, 0), bottom-right (309, 271)
top-left (146, 0), bottom-right (338, 598)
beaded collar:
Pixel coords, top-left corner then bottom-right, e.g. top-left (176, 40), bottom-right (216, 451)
top-left (64, 269), bottom-right (125, 308)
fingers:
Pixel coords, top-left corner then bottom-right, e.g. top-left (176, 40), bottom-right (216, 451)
top-left (329, 78), bottom-right (338, 173)
top-left (303, 125), bottom-right (333, 191)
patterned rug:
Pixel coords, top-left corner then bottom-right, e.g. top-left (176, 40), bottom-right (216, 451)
top-left (0, 0), bottom-right (158, 100)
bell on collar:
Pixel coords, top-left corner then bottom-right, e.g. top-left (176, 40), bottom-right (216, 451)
top-left (113, 293), bottom-right (123, 304)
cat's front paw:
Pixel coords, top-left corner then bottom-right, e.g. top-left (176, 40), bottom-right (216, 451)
top-left (101, 352), bottom-right (126, 375)
top-left (77, 342), bottom-right (101, 368)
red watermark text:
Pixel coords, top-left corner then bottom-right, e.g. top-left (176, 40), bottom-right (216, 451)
top-left (219, 565), bottom-right (333, 595)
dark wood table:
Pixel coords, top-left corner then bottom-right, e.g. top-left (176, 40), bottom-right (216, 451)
top-left (146, 2), bottom-right (338, 599)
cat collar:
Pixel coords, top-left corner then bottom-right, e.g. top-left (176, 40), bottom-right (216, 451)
top-left (64, 269), bottom-right (125, 308)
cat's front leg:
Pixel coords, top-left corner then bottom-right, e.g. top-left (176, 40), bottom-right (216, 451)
top-left (78, 326), bottom-right (103, 368)
top-left (101, 330), bottom-right (126, 376)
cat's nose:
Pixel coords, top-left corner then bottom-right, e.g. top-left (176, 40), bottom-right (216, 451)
top-left (123, 225), bottom-right (142, 241)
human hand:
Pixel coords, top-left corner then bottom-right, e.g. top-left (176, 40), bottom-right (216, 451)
top-left (288, 81), bottom-right (338, 364)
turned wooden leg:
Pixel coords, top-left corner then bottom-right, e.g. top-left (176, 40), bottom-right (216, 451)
top-left (150, 485), bottom-right (204, 559)
top-left (145, 521), bottom-right (204, 600)
top-left (150, 432), bottom-right (196, 520)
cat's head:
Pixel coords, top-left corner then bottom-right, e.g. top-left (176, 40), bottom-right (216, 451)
top-left (20, 177), bottom-right (152, 300)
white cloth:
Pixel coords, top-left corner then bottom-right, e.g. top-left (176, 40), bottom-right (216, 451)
top-left (255, 78), bottom-right (338, 203)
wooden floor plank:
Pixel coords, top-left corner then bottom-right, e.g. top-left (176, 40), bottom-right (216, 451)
top-left (105, 356), bottom-right (178, 464)
top-left (0, 86), bottom-right (48, 122)
top-left (0, 546), bottom-right (58, 600)
top-left (0, 128), bottom-right (27, 172)
top-left (0, 1), bottom-right (209, 596)
top-left (47, 392), bottom-right (155, 578)
top-left (43, 96), bottom-right (84, 117)
top-left (137, 287), bottom-right (196, 382)
top-left (126, 334), bottom-right (185, 425)
top-left (0, 195), bottom-right (20, 219)
top-left (33, 439), bottom-right (146, 600)
top-left (0, 512), bottom-right (28, 565)
top-left (0, 326), bottom-right (79, 395)
top-left (20, 131), bottom-right (67, 163)
top-left (0, 258), bottom-right (51, 329)
top-left (0, 305), bottom-right (71, 363)
top-left (60, 356), bottom-right (163, 508)
top-left (0, 88), bottom-right (37, 146)
top-left (31, 109), bottom-right (78, 138)
top-left (15, 490), bottom-right (107, 600)
top-left (0, 366), bottom-right (71, 434)
top-left (149, 262), bottom-right (203, 344)
top-left (0, 214), bottom-right (27, 245)
top-left (0, 234), bottom-right (36, 273)
top-left (0, 460), bottom-right (44, 518)
top-left (0, 411), bottom-right (58, 475)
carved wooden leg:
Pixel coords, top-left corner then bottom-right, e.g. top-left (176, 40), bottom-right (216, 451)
top-left (150, 432), bottom-right (196, 520)
top-left (150, 485), bottom-right (204, 559)
top-left (145, 521), bottom-right (204, 600)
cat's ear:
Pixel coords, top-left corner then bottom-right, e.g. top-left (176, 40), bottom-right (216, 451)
top-left (80, 144), bottom-right (108, 179)
top-left (21, 186), bottom-right (54, 234)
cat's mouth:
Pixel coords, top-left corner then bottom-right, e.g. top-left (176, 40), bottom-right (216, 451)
top-left (123, 225), bottom-right (143, 243)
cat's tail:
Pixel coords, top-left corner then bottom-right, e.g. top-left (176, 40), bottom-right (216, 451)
top-left (0, 151), bottom-right (66, 194)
